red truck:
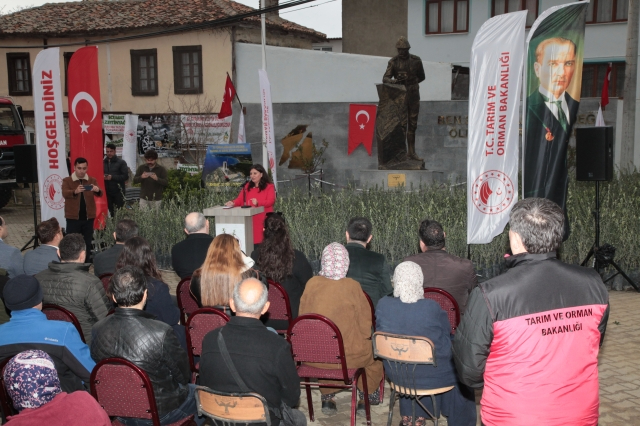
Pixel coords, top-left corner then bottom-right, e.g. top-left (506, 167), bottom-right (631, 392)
top-left (0, 96), bottom-right (26, 209)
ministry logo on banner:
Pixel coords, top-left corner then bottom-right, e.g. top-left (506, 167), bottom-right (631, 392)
top-left (32, 48), bottom-right (69, 228)
top-left (467, 11), bottom-right (527, 244)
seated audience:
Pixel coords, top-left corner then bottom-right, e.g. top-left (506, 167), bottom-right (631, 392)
top-left (252, 212), bottom-right (313, 329)
top-left (91, 266), bottom-right (204, 426)
top-left (200, 278), bottom-right (306, 426)
top-left (0, 216), bottom-right (24, 278)
top-left (376, 261), bottom-right (476, 426)
top-left (190, 234), bottom-right (256, 315)
top-left (299, 243), bottom-right (383, 415)
top-left (404, 219), bottom-right (477, 314)
top-left (0, 275), bottom-right (95, 392)
top-left (2, 350), bottom-right (111, 426)
top-left (93, 218), bottom-right (138, 277)
top-left (171, 212), bottom-right (214, 279)
top-left (23, 218), bottom-right (62, 276)
top-left (36, 234), bottom-right (110, 345)
top-left (116, 236), bottom-right (185, 348)
top-left (345, 217), bottom-right (393, 308)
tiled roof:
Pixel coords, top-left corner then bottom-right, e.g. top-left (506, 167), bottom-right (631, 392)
top-left (0, 0), bottom-right (325, 40)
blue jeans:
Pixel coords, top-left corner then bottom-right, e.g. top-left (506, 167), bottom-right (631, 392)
top-left (117, 383), bottom-right (205, 426)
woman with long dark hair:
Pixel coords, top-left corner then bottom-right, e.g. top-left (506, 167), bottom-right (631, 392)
top-left (190, 234), bottom-right (256, 315)
top-left (115, 236), bottom-right (184, 346)
top-left (252, 213), bottom-right (313, 328)
top-left (224, 164), bottom-right (276, 244)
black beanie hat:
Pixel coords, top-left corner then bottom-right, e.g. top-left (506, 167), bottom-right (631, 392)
top-left (3, 275), bottom-right (43, 311)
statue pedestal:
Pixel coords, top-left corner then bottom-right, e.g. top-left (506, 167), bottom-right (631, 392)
top-left (375, 83), bottom-right (425, 170)
top-left (359, 169), bottom-right (445, 189)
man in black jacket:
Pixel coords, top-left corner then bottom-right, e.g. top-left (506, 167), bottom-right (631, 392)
top-left (200, 278), bottom-right (305, 426)
top-left (171, 213), bottom-right (213, 279)
top-left (345, 217), bottom-right (392, 308)
top-left (93, 219), bottom-right (138, 277)
top-left (91, 266), bottom-right (204, 426)
top-left (103, 143), bottom-right (129, 217)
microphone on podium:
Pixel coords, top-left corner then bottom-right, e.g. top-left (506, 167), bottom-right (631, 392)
top-left (241, 176), bottom-right (251, 208)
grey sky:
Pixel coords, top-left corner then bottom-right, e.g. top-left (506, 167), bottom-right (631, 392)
top-left (0, 0), bottom-right (342, 38)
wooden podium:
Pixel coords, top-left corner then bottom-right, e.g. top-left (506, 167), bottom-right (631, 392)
top-left (203, 206), bottom-right (264, 254)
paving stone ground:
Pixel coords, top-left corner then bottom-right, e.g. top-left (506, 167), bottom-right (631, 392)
top-left (2, 197), bottom-right (639, 425)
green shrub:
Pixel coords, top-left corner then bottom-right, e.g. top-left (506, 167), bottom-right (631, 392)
top-left (97, 172), bottom-right (640, 275)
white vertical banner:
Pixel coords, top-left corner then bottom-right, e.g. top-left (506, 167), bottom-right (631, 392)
top-left (33, 48), bottom-right (69, 228)
top-left (258, 69), bottom-right (277, 187)
top-left (122, 114), bottom-right (138, 172)
top-left (467, 11), bottom-right (527, 244)
top-left (237, 112), bottom-right (246, 144)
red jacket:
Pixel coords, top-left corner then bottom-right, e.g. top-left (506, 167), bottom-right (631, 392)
top-left (232, 182), bottom-right (275, 244)
top-left (452, 252), bottom-right (609, 426)
top-left (6, 392), bottom-right (111, 426)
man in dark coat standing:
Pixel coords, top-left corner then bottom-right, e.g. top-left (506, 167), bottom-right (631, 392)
top-left (103, 143), bottom-right (129, 217)
top-left (404, 219), bottom-right (477, 314)
top-left (171, 213), bottom-right (213, 279)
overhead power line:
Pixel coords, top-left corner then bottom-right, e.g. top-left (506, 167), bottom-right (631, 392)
top-left (0, 0), bottom-right (322, 49)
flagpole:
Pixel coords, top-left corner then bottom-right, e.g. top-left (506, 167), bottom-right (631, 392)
top-left (260, 0), bottom-right (268, 166)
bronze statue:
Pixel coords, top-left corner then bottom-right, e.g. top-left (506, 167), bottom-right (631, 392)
top-left (382, 36), bottom-right (425, 161)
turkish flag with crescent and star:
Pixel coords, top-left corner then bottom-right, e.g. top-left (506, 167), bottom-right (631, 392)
top-left (348, 104), bottom-right (377, 155)
top-left (67, 46), bottom-right (108, 229)
top-left (218, 75), bottom-right (236, 119)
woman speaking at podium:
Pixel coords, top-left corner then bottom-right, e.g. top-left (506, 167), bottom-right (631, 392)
top-left (225, 164), bottom-right (275, 245)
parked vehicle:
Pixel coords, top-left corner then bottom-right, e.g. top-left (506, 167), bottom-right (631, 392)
top-left (0, 96), bottom-right (26, 208)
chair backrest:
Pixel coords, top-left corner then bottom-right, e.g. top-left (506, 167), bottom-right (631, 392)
top-left (99, 273), bottom-right (113, 294)
top-left (42, 304), bottom-right (86, 343)
top-left (266, 279), bottom-right (293, 330)
top-left (0, 357), bottom-right (16, 421)
top-left (186, 308), bottom-right (230, 372)
top-left (177, 276), bottom-right (199, 324)
top-left (423, 288), bottom-right (460, 334)
top-left (372, 332), bottom-right (438, 397)
top-left (362, 291), bottom-right (376, 331)
top-left (195, 386), bottom-right (271, 425)
top-left (287, 314), bottom-right (349, 380)
top-left (90, 357), bottom-right (160, 425)
top-left (373, 331), bottom-right (435, 364)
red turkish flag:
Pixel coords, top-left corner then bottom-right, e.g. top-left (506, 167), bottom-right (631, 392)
top-left (348, 104), bottom-right (377, 155)
top-left (67, 46), bottom-right (107, 229)
top-left (218, 75), bottom-right (236, 119)
top-left (601, 62), bottom-right (612, 109)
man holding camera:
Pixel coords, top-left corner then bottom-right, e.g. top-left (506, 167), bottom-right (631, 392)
top-left (133, 149), bottom-right (168, 211)
top-left (61, 157), bottom-right (102, 259)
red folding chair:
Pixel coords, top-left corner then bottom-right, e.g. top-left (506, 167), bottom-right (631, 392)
top-left (185, 308), bottom-right (230, 382)
top-left (99, 273), bottom-right (113, 295)
top-left (177, 276), bottom-right (199, 325)
top-left (287, 314), bottom-right (371, 426)
top-left (90, 357), bottom-right (195, 426)
top-left (423, 288), bottom-right (461, 334)
top-left (42, 303), bottom-right (86, 343)
top-left (266, 279), bottom-right (293, 334)
top-left (0, 357), bottom-right (16, 422)
top-left (361, 291), bottom-right (385, 404)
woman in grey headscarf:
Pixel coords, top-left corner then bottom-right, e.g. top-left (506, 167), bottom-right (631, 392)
top-left (298, 243), bottom-right (384, 416)
top-left (375, 261), bottom-right (476, 426)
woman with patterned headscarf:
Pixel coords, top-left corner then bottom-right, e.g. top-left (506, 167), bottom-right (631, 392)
top-left (298, 242), bottom-right (384, 417)
top-left (3, 350), bottom-right (111, 425)
top-left (376, 261), bottom-right (476, 426)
